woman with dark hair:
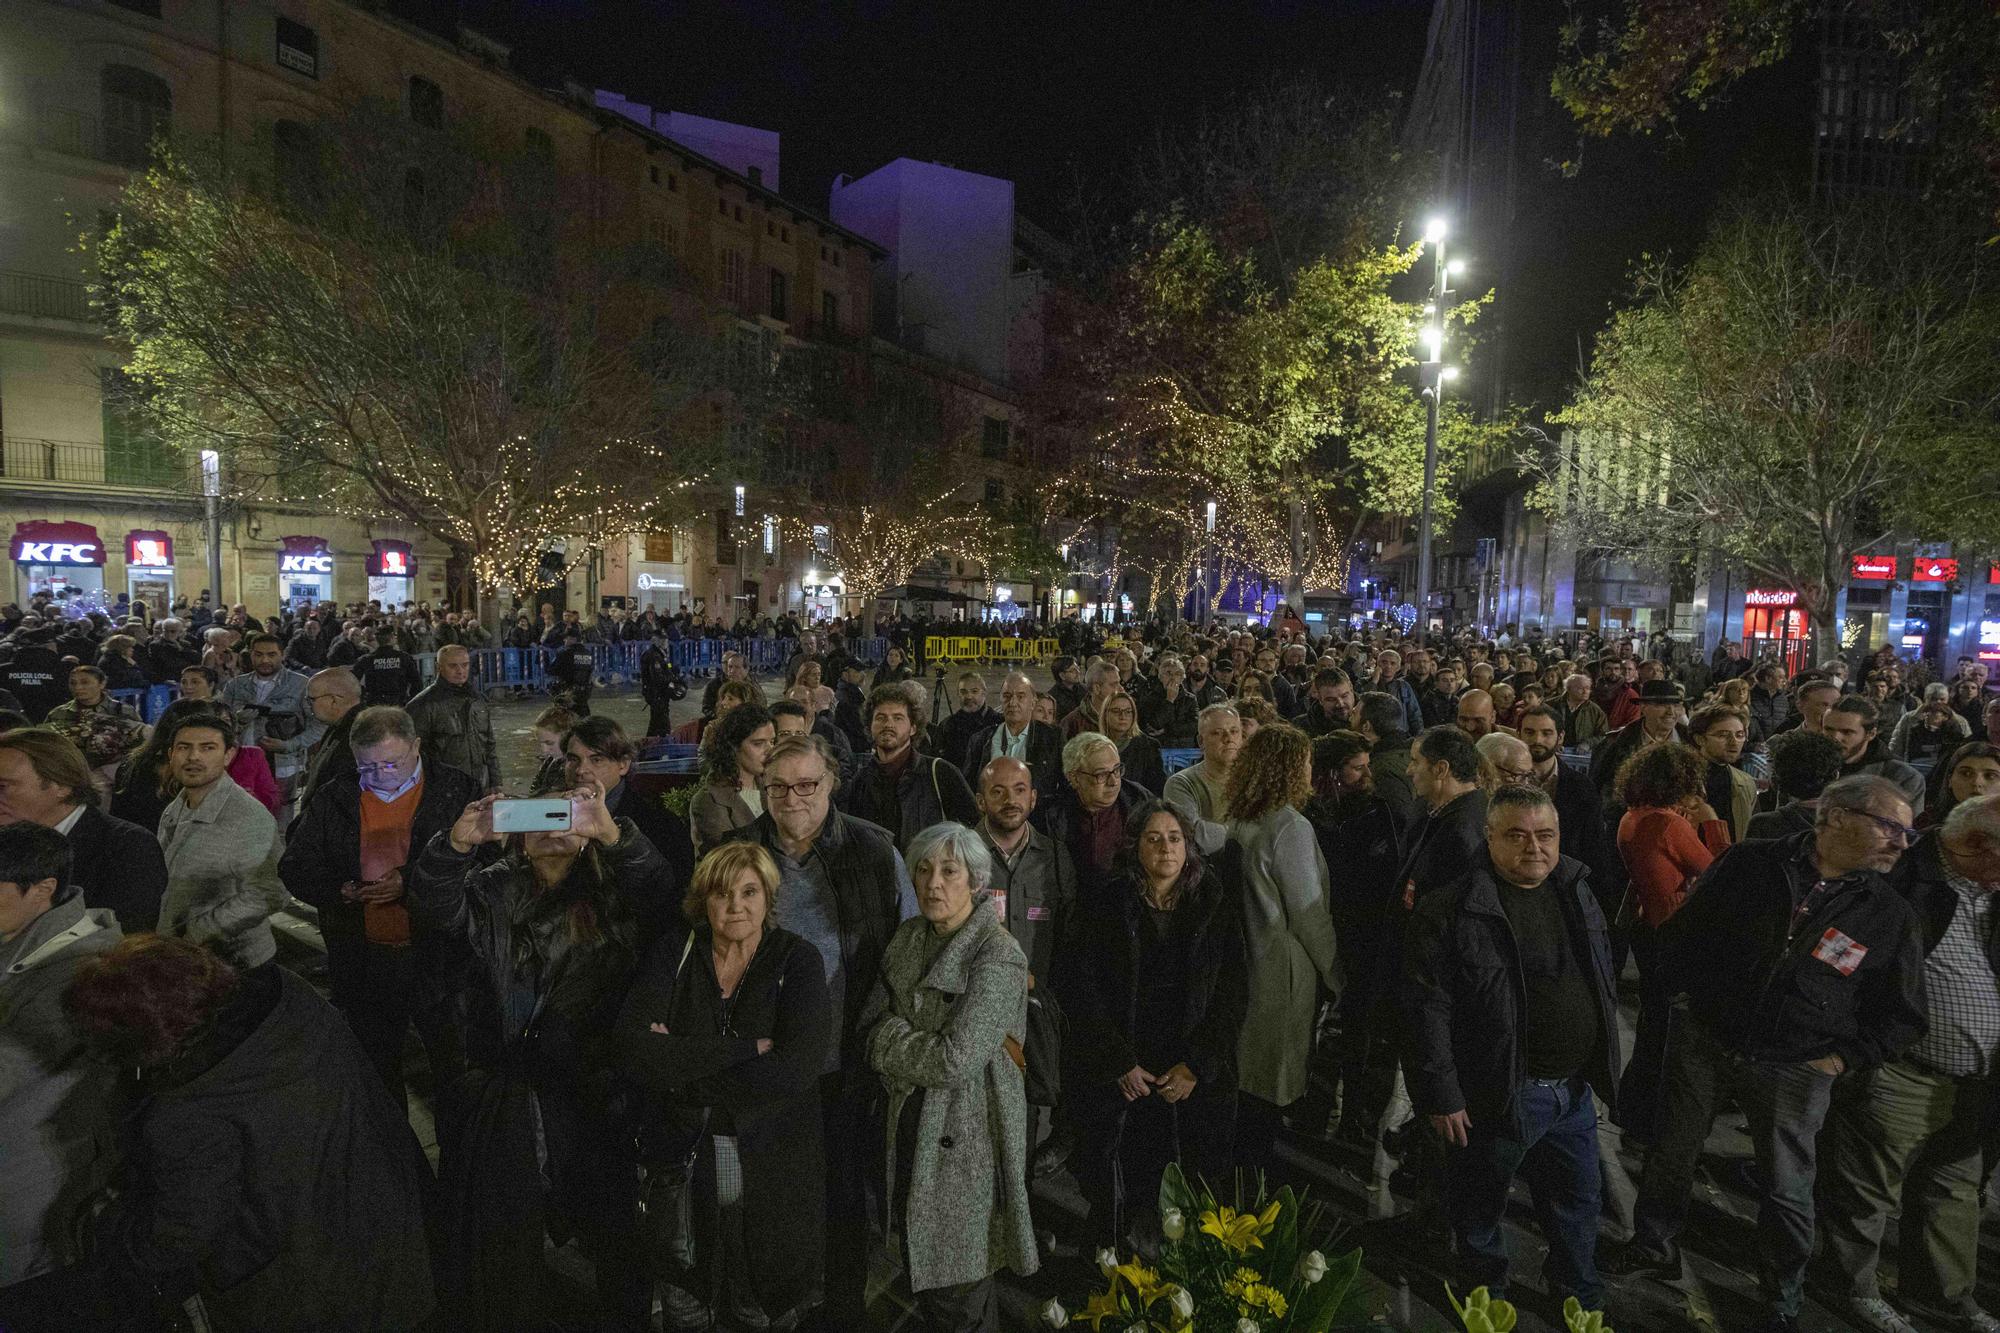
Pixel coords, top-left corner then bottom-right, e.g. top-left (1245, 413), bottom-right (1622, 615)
top-left (616, 841), bottom-right (830, 1330)
top-left (1225, 723), bottom-right (1339, 1173)
top-left (1098, 691), bottom-right (1166, 795)
top-left (1064, 800), bottom-right (1247, 1246)
top-left (689, 703), bottom-right (775, 853)
top-left (109, 699), bottom-right (283, 829)
top-left (407, 783), bottom-right (671, 1332)
top-left (63, 934), bottom-right (433, 1332)
top-left (1924, 740), bottom-right (2000, 828)
top-left (1613, 739), bottom-right (1731, 1138)
top-left (871, 645), bottom-right (915, 691)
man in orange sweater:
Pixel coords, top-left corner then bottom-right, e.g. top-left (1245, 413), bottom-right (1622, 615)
top-left (279, 705), bottom-right (480, 1106)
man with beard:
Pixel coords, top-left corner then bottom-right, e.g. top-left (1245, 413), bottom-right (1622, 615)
top-left (839, 681), bottom-right (978, 851)
top-left (1299, 668), bottom-right (1357, 738)
top-left (155, 714), bottom-right (286, 971)
top-left (935, 672), bottom-right (1001, 771)
top-left (1517, 705), bottom-right (1611, 886)
top-left (220, 634), bottom-right (312, 800)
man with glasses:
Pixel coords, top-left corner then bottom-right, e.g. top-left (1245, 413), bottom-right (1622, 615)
top-left (280, 706), bottom-right (479, 1107)
top-left (715, 733), bottom-right (914, 1331)
top-left (1035, 731), bottom-right (1156, 897)
top-left (287, 667), bottom-right (363, 818)
top-left (1605, 776), bottom-right (1926, 1333)
top-left (1475, 732), bottom-right (1535, 790)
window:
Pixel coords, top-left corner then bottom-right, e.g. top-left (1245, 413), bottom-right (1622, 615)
top-left (408, 76), bottom-right (443, 128)
top-left (101, 368), bottom-right (171, 485)
top-left (667, 172), bottom-right (678, 193)
top-left (719, 248), bottom-right (746, 304)
top-left (821, 291), bottom-right (839, 332)
top-left (980, 415), bottom-right (1009, 460)
top-left (833, 248), bottom-right (843, 268)
top-left (766, 220), bottom-right (776, 238)
top-left (747, 166), bottom-right (763, 185)
top-left (100, 65), bottom-right (171, 168)
top-left (275, 16), bottom-right (318, 78)
top-left (718, 197), bottom-right (729, 216)
top-left (984, 478), bottom-right (1005, 503)
top-left (769, 269), bottom-right (788, 321)
top-left (734, 205), bottom-right (744, 222)
top-left (272, 118), bottom-right (320, 207)
top-left (403, 167), bottom-right (428, 233)
top-left (648, 164), bottom-right (659, 185)
top-left (644, 531), bottom-right (676, 563)
top-left (780, 226), bottom-right (789, 243)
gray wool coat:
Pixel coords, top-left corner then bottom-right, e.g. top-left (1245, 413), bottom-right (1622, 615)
top-left (1228, 804), bottom-right (1341, 1106)
top-left (158, 776), bottom-right (287, 970)
top-left (864, 892), bottom-right (1039, 1293)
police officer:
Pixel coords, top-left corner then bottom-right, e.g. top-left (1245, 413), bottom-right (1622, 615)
top-left (353, 627), bottom-right (422, 707)
top-left (546, 627), bottom-right (597, 717)
top-left (0, 629), bottom-right (68, 721)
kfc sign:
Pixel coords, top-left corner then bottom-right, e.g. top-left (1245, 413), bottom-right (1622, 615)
top-left (366, 540), bottom-right (415, 578)
top-left (126, 529), bottom-right (174, 568)
top-left (10, 520), bottom-right (105, 566)
top-left (1911, 557), bottom-right (1959, 584)
top-left (1744, 588), bottom-right (1799, 608)
top-left (1850, 554), bottom-right (1897, 580)
top-left (278, 534), bottom-right (334, 575)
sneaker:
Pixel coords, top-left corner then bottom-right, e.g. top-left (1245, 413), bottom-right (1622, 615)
top-left (1848, 1295), bottom-right (1921, 1333)
top-left (1598, 1239), bottom-right (1681, 1280)
top-left (1030, 1125), bottom-right (1075, 1179)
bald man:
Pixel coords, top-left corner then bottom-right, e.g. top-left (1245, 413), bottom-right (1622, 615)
top-left (1456, 688), bottom-right (1499, 741)
top-left (291, 667), bottom-right (363, 817)
top-left (974, 756), bottom-right (1074, 986)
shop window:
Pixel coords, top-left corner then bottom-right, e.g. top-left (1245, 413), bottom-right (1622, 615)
top-left (101, 65), bottom-right (171, 168)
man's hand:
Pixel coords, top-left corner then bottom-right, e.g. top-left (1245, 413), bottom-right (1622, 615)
top-left (1807, 1054), bottom-right (1846, 1076)
top-left (337, 880), bottom-right (363, 903)
top-left (1153, 1063), bottom-right (1198, 1103)
top-left (1118, 1066), bottom-right (1155, 1102)
top-left (755, 1037), bottom-right (773, 1055)
top-left (355, 867), bottom-right (404, 904)
top-left (568, 783), bottom-right (621, 846)
top-left (1430, 1109), bottom-right (1473, 1148)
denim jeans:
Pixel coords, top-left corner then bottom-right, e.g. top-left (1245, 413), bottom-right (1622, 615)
top-left (1444, 1077), bottom-right (1605, 1310)
top-left (1631, 1021), bottom-right (1834, 1318)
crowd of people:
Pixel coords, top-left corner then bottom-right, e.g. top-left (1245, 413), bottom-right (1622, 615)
top-left (2, 596), bottom-right (1998, 1333)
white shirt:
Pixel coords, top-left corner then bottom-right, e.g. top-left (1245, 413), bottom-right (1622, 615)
top-left (53, 805), bottom-right (86, 836)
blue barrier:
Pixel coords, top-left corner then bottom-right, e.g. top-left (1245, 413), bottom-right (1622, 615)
top-left (411, 633), bottom-right (890, 697)
top-left (1162, 747), bottom-right (1202, 777)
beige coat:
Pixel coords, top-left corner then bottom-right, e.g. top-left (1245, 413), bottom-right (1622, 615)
top-left (1228, 804), bottom-right (1340, 1106)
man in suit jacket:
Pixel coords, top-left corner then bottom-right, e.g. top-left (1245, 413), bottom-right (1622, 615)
top-left (0, 729), bottom-right (166, 931)
top-left (964, 672), bottom-right (1063, 793)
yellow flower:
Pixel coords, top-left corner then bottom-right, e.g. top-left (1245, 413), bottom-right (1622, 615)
top-left (1247, 1284), bottom-right (1289, 1318)
top-left (1114, 1260), bottom-right (1174, 1307)
top-left (1198, 1201), bottom-right (1283, 1255)
top-left (1074, 1287), bottom-right (1125, 1330)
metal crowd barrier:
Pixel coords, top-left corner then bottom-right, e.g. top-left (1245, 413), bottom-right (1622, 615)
top-left (922, 635), bottom-right (1062, 666)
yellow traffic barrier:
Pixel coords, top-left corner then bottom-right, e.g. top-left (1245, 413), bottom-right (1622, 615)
top-left (923, 635), bottom-right (1064, 665)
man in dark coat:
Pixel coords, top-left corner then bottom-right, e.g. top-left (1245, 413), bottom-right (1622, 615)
top-left (932, 671), bottom-right (1001, 769)
top-left (0, 632), bottom-right (67, 722)
top-left (1403, 786), bottom-right (1619, 1312)
top-left (1355, 691), bottom-right (1419, 834)
top-left (1035, 731), bottom-right (1158, 897)
top-left (1605, 777), bottom-right (1927, 1332)
top-left (288, 668), bottom-right (364, 823)
top-left (839, 681), bottom-right (978, 850)
top-left (963, 671), bottom-right (1064, 792)
top-left (0, 729), bottom-right (166, 931)
top-left (353, 632), bottom-right (422, 707)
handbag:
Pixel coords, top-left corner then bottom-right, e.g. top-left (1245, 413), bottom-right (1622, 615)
top-left (633, 935), bottom-right (710, 1275)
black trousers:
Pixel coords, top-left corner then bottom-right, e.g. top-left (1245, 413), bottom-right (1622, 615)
top-left (809, 1073), bottom-right (874, 1330)
top-left (324, 933), bottom-right (455, 1113)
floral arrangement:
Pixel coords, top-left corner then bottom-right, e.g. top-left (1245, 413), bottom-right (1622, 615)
top-left (1043, 1164), bottom-right (1361, 1332)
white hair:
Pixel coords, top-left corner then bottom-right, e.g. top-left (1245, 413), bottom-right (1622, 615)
top-left (1943, 793), bottom-right (2000, 846)
top-left (1063, 730), bottom-right (1117, 774)
top-left (905, 822), bottom-right (994, 890)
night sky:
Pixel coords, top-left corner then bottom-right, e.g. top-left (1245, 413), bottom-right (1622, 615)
top-left (401, 0), bottom-right (1434, 223)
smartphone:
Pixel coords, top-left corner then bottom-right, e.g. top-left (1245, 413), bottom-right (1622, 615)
top-left (491, 797), bottom-right (573, 834)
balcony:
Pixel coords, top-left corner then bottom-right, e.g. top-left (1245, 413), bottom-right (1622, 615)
top-left (0, 271), bottom-right (93, 323)
top-left (0, 437), bottom-right (187, 491)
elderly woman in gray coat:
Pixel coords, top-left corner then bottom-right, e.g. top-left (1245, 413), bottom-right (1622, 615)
top-left (1224, 723), bottom-right (1339, 1175)
top-left (863, 821), bottom-right (1037, 1331)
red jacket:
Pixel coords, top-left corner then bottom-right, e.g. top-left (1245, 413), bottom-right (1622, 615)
top-left (1617, 805), bottom-right (1731, 927)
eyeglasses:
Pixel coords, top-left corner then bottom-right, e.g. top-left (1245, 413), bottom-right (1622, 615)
top-left (764, 778), bottom-right (824, 800)
top-left (1077, 764), bottom-right (1125, 785)
top-left (1840, 807), bottom-right (1918, 846)
top-left (1494, 766), bottom-right (1535, 783)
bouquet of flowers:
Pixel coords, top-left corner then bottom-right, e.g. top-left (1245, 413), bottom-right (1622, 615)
top-left (1044, 1164), bottom-right (1361, 1332)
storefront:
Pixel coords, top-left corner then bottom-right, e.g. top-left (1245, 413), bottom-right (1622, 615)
top-left (11, 520), bottom-right (106, 606)
top-left (1739, 586), bottom-right (1809, 670)
top-left (277, 534), bottom-right (335, 610)
top-left (367, 539), bottom-right (416, 608)
top-left (632, 566), bottom-right (688, 613)
top-left (124, 529), bottom-right (175, 610)
top-left (1903, 556), bottom-right (1959, 665)
top-left (1978, 563), bottom-right (2000, 666)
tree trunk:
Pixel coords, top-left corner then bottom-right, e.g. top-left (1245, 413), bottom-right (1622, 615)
top-left (1283, 462), bottom-right (1305, 610)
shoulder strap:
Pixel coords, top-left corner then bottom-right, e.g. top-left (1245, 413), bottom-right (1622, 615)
top-left (931, 757), bottom-right (943, 809)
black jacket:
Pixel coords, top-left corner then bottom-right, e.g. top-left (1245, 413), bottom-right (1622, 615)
top-left (1548, 761), bottom-right (1615, 884)
top-left (1394, 788), bottom-right (1490, 908)
top-left (961, 719), bottom-right (1065, 794)
top-left (66, 803), bottom-right (168, 932)
top-left (1062, 866), bottom-right (1249, 1119)
top-left (0, 643), bottom-right (67, 720)
top-left (1142, 689), bottom-right (1201, 748)
top-left (933, 706), bottom-right (1000, 775)
top-left (1116, 733), bottom-right (1167, 796)
top-left (100, 967), bottom-right (433, 1332)
top-left (1892, 830), bottom-right (2000, 966)
top-left (353, 647), bottom-right (421, 706)
top-left (1666, 831), bottom-right (1927, 1070)
top-left (715, 811), bottom-right (909, 1081)
top-left (1035, 780), bottom-right (1159, 888)
top-left (610, 780), bottom-right (693, 949)
top-left (615, 926), bottom-right (832, 1321)
top-left (1747, 801), bottom-right (1817, 842)
top-left (279, 760), bottom-right (481, 969)
top-left (838, 749), bottom-right (979, 850)
top-left (1401, 856), bottom-right (1621, 1129)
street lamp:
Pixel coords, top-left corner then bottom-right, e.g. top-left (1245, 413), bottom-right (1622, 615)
top-left (1200, 499), bottom-right (1218, 626)
top-left (1414, 217), bottom-right (1458, 648)
top-left (200, 449), bottom-right (223, 605)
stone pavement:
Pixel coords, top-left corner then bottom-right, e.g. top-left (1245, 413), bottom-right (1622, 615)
top-left (277, 674), bottom-right (1999, 1332)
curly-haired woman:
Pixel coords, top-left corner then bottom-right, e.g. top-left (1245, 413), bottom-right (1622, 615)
top-left (1225, 723), bottom-right (1340, 1174)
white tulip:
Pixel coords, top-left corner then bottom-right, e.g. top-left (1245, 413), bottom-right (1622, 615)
top-left (1096, 1246), bottom-right (1119, 1278)
top-left (1160, 1206), bottom-right (1186, 1241)
top-left (1040, 1297), bottom-right (1070, 1328)
top-left (1237, 1319), bottom-right (1260, 1333)
top-left (1297, 1248), bottom-right (1328, 1284)
top-left (1168, 1286), bottom-right (1194, 1322)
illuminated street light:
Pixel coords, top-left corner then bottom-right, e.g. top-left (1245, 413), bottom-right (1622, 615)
top-left (1424, 217), bottom-right (1448, 244)
top-left (1447, 259), bottom-right (1467, 277)
top-left (1441, 366), bottom-right (1461, 382)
